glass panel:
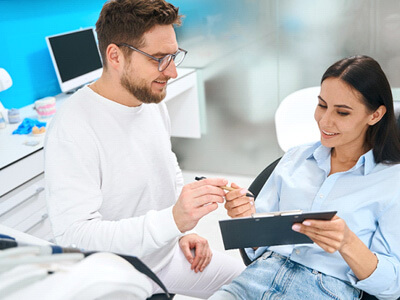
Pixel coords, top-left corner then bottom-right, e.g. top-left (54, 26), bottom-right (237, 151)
top-left (171, 0), bottom-right (400, 176)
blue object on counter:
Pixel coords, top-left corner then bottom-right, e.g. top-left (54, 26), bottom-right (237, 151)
top-left (0, 112), bottom-right (6, 129)
top-left (8, 108), bottom-right (21, 124)
top-left (12, 118), bottom-right (46, 135)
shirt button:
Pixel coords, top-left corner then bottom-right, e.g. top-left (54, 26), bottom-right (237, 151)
top-left (319, 194), bottom-right (324, 198)
top-left (295, 249), bottom-right (301, 255)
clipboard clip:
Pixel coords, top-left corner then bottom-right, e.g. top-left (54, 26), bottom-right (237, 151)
top-left (251, 209), bottom-right (303, 218)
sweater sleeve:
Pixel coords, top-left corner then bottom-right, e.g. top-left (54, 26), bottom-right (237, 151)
top-left (45, 132), bottom-right (182, 266)
top-left (156, 102), bottom-right (184, 200)
top-left (172, 151), bottom-right (184, 200)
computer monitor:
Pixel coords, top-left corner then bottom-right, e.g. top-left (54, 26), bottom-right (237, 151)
top-left (46, 28), bottom-right (103, 93)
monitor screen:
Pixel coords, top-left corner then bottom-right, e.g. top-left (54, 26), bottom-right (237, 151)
top-left (46, 28), bottom-right (103, 93)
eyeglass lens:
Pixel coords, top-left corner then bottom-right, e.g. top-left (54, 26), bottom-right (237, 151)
top-left (159, 50), bottom-right (185, 71)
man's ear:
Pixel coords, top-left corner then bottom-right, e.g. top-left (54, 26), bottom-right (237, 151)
top-left (106, 44), bottom-right (124, 70)
top-left (368, 105), bottom-right (386, 126)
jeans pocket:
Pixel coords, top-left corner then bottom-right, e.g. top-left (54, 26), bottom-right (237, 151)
top-left (317, 272), bottom-right (360, 300)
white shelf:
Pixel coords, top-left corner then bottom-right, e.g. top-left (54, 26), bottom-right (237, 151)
top-left (0, 67), bottom-right (200, 172)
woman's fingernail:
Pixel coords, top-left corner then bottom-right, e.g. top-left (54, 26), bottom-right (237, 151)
top-left (249, 201), bottom-right (254, 206)
top-left (292, 224), bottom-right (301, 232)
top-left (240, 189), bottom-right (247, 195)
top-left (303, 221), bottom-right (311, 226)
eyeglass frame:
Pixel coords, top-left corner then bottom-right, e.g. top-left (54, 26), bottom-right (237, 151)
top-left (115, 43), bottom-right (187, 72)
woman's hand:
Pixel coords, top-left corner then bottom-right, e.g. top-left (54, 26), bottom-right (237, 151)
top-left (224, 183), bottom-right (255, 218)
top-left (292, 215), bottom-right (352, 253)
top-left (292, 215), bottom-right (378, 280)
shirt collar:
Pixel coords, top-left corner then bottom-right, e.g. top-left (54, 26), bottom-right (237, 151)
top-left (307, 142), bottom-right (376, 176)
top-left (359, 149), bottom-right (376, 175)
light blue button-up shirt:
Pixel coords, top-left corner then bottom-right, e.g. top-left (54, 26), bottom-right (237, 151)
top-left (246, 142), bottom-right (400, 299)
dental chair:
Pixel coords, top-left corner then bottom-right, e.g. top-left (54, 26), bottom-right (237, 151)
top-left (238, 87), bottom-right (400, 300)
top-left (0, 225), bottom-right (172, 300)
top-left (274, 87), bottom-right (320, 152)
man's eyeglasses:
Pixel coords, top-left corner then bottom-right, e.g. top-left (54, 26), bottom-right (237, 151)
top-left (116, 43), bottom-right (187, 72)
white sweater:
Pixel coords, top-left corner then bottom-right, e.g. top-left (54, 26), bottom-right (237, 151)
top-left (44, 86), bottom-right (184, 272)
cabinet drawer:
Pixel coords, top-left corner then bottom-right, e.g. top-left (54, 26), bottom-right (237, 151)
top-left (0, 174), bottom-right (46, 229)
top-left (22, 208), bottom-right (53, 241)
top-left (0, 149), bottom-right (44, 197)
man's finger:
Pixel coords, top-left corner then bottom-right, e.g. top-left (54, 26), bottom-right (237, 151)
top-left (191, 177), bottom-right (228, 189)
top-left (194, 245), bottom-right (207, 272)
top-left (191, 245), bottom-right (203, 271)
top-left (195, 195), bottom-right (225, 207)
top-left (180, 243), bottom-right (194, 264)
top-left (191, 184), bottom-right (227, 199)
top-left (195, 202), bottom-right (219, 219)
top-left (199, 250), bottom-right (212, 272)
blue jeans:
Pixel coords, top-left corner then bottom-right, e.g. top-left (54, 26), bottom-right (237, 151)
top-left (209, 251), bottom-right (361, 300)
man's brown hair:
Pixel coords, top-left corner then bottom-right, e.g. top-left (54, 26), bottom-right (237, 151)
top-left (96, 0), bottom-right (182, 67)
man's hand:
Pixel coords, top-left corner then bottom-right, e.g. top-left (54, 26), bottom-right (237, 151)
top-left (179, 233), bottom-right (212, 273)
top-left (224, 183), bottom-right (255, 218)
top-left (173, 178), bottom-right (227, 232)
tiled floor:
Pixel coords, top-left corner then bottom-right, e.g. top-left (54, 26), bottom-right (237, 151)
top-left (174, 170), bottom-right (254, 300)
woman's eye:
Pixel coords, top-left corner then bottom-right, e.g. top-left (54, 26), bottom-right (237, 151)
top-left (318, 104), bottom-right (327, 108)
top-left (337, 111), bottom-right (350, 116)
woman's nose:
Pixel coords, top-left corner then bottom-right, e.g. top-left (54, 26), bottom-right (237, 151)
top-left (319, 111), bottom-right (333, 127)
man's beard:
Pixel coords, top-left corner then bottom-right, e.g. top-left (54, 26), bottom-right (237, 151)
top-left (120, 68), bottom-right (168, 104)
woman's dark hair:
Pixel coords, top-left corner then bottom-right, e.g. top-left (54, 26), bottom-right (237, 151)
top-left (321, 55), bottom-right (400, 164)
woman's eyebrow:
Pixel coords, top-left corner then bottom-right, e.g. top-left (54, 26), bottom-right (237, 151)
top-left (318, 95), bottom-right (353, 110)
top-left (335, 104), bottom-right (353, 109)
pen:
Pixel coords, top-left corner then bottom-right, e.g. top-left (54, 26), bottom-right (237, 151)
top-left (195, 176), bottom-right (254, 198)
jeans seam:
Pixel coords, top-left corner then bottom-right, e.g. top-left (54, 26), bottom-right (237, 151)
top-left (262, 256), bottom-right (294, 300)
top-left (317, 273), bottom-right (342, 300)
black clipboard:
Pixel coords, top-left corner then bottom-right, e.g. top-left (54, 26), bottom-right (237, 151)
top-left (218, 210), bottom-right (337, 250)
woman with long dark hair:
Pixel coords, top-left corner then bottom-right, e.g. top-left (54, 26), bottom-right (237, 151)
top-left (211, 56), bottom-right (400, 299)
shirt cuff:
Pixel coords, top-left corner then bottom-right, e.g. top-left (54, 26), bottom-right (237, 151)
top-left (245, 246), bottom-right (268, 261)
top-left (148, 206), bottom-right (183, 245)
top-left (183, 229), bottom-right (197, 236)
top-left (346, 253), bottom-right (396, 295)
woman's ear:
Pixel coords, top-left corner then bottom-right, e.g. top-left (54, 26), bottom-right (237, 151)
top-left (368, 105), bottom-right (387, 126)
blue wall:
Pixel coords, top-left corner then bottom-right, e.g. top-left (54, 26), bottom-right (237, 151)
top-left (0, 0), bottom-right (105, 108)
top-left (0, 0), bottom-right (230, 109)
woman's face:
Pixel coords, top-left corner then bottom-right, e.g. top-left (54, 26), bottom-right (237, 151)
top-left (314, 77), bottom-right (376, 153)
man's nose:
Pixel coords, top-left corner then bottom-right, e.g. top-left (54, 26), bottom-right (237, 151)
top-left (162, 60), bottom-right (178, 79)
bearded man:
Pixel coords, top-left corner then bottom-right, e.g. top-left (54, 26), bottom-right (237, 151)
top-left (44, 0), bottom-right (244, 298)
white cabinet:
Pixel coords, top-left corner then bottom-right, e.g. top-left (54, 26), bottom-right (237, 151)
top-left (165, 68), bottom-right (201, 138)
top-left (0, 172), bottom-right (53, 242)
